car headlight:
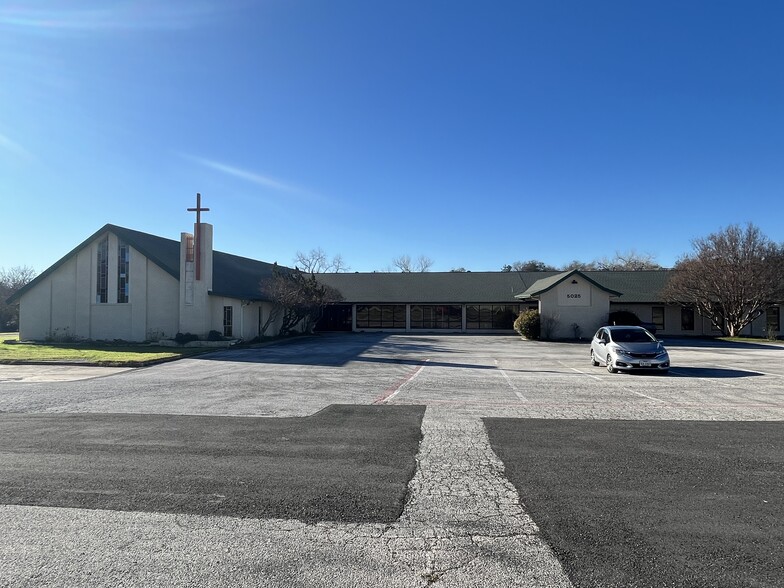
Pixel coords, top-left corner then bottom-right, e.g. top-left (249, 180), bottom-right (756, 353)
top-left (614, 348), bottom-right (633, 357)
top-left (655, 350), bottom-right (668, 358)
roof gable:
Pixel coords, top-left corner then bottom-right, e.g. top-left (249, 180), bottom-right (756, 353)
top-left (6, 224), bottom-right (181, 304)
top-left (516, 269), bottom-right (623, 299)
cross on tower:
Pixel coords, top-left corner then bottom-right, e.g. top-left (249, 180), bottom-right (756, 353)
top-left (187, 193), bottom-right (210, 280)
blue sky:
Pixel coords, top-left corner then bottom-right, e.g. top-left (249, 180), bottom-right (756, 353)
top-left (2, 0), bottom-right (783, 273)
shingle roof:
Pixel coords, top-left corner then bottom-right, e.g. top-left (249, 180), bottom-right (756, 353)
top-left (315, 271), bottom-right (546, 303)
top-left (7, 224), bottom-right (283, 303)
top-left (587, 270), bottom-right (672, 303)
top-left (7, 224), bottom-right (674, 305)
top-left (211, 251), bottom-right (279, 300)
top-left (516, 269), bottom-right (623, 299)
top-left (7, 224), bottom-right (182, 303)
top-left (316, 270), bottom-right (673, 304)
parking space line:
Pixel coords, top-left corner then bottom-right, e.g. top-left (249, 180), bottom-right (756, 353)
top-left (629, 390), bottom-right (667, 403)
top-left (557, 361), bottom-right (604, 382)
top-left (567, 366), bottom-right (604, 382)
top-left (495, 359), bottom-right (527, 401)
top-left (375, 359), bottom-right (430, 404)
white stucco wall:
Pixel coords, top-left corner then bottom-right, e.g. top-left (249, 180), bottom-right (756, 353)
top-left (143, 260), bottom-right (179, 340)
top-left (179, 224), bottom-right (213, 337)
top-left (18, 281), bottom-right (53, 341)
top-left (537, 278), bottom-right (611, 339)
top-left (205, 299), bottom-right (282, 339)
top-left (18, 232), bottom-right (179, 342)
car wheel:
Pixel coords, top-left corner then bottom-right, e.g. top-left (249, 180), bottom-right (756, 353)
top-left (606, 354), bottom-right (617, 373)
top-left (590, 350), bottom-right (599, 366)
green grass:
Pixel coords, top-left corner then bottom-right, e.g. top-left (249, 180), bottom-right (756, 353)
top-left (718, 335), bottom-right (783, 345)
top-left (0, 333), bottom-right (205, 366)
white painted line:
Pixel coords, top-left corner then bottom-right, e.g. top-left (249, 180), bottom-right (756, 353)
top-left (629, 390), bottom-right (667, 403)
top-left (555, 360), bottom-right (604, 382)
top-left (567, 365), bottom-right (604, 382)
top-left (494, 359), bottom-right (527, 401)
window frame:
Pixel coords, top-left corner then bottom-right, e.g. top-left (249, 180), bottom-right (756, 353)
top-left (680, 307), bottom-right (694, 331)
top-left (355, 304), bottom-right (406, 329)
top-left (223, 305), bottom-right (233, 338)
top-left (767, 307), bottom-right (780, 332)
top-left (409, 304), bottom-right (462, 329)
top-left (652, 306), bottom-right (665, 331)
top-left (117, 241), bottom-right (130, 304)
top-left (96, 236), bottom-right (109, 304)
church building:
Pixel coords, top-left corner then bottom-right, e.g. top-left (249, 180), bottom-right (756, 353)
top-left (8, 199), bottom-right (781, 342)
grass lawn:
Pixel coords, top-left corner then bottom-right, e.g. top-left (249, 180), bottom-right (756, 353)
top-left (0, 332), bottom-right (206, 366)
top-left (718, 336), bottom-right (783, 345)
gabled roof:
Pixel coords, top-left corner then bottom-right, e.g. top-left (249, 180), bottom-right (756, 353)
top-left (516, 269), bottom-right (623, 299)
top-left (7, 224), bottom-right (676, 306)
top-left (7, 224), bottom-right (284, 304)
top-left (7, 224), bottom-right (181, 304)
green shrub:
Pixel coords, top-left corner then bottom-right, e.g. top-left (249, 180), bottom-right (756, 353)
top-left (174, 332), bottom-right (199, 345)
top-left (514, 309), bottom-right (540, 339)
top-left (207, 330), bottom-right (224, 341)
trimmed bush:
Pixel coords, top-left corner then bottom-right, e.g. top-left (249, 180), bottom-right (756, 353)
top-left (514, 309), bottom-right (540, 340)
top-left (207, 330), bottom-right (224, 341)
top-left (174, 332), bottom-right (199, 345)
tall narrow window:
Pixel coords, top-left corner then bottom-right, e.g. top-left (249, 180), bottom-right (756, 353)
top-left (681, 307), bottom-right (695, 331)
top-left (96, 236), bottom-right (108, 303)
top-left (767, 307), bottom-right (780, 333)
top-left (652, 307), bottom-right (665, 331)
top-left (185, 235), bottom-right (194, 262)
top-left (223, 306), bottom-right (233, 337)
top-left (117, 242), bottom-right (129, 303)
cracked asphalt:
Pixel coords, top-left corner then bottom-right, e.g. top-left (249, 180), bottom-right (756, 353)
top-left (1, 333), bottom-right (783, 587)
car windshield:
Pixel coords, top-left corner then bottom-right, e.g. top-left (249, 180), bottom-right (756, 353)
top-left (610, 328), bottom-right (656, 343)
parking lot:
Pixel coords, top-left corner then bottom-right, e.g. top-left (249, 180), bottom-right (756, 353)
top-left (1, 334), bottom-right (783, 587)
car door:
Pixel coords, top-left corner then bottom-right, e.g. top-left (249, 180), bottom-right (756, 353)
top-left (592, 328), bottom-right (606, 360)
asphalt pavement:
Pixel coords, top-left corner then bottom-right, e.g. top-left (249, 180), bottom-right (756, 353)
top-left (1, 333), bottom-right (783, 587)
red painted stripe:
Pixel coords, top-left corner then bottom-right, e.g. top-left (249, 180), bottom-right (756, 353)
top-left (373, 361), bottom-right (428, 404)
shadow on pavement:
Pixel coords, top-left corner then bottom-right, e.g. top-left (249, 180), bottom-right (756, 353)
top-left (195, 332), bottom-right (496, 369)
top-left (664, 337), bottom-right (783, 350)
top-left (669, 366), bottom-right (764, 378)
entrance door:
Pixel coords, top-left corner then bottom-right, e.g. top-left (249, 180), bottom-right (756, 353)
top-left (315, 304), bottom-right (353, 331)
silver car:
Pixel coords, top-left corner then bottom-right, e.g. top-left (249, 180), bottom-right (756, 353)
top-left (590, 325), bottom-right (670, 373)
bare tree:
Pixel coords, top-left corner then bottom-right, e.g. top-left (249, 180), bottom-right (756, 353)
top-left (661, 223), bottom-right (784, 336)
top-left (261, 265), bottom-right (344, 335)
top-left (392, 254), bottom-right (412, 272)
top-left (293, 248), bottom-right (350, 273)
top-left (502, 260), bottom-right (557, 272)
top-left (561, 259), bottom-right (599, 271)
top-left (0, 265), bottom-right (37, 331)
top-left (393, 254), bottom-right (434, 272)
top-left (416, 255), bottom-right (434, 272)
top-left (450, 267), bottom-right (468, 272)
top-left (330, 254), bottom-right (350, 273)
top-left (595, 250), bottom-right (662, 271)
